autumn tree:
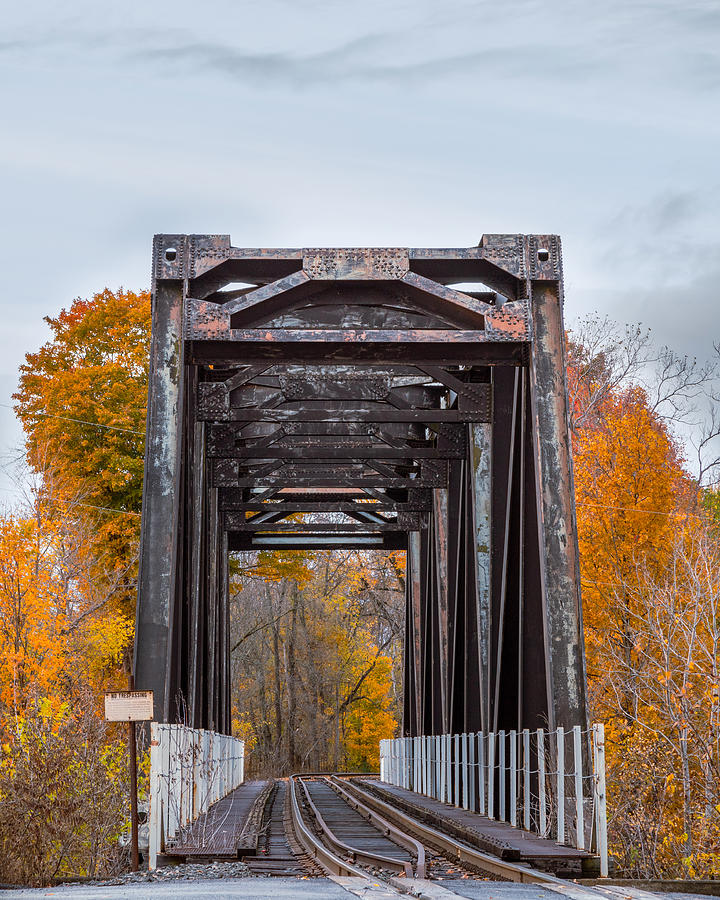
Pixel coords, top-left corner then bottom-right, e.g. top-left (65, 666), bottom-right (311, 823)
top-left (13, 288), bottom-right (150, 616)
top-left (0, 488), bottom-right (132, 727)
top-left (3, 285), bottom-right (150, 886)
top-left (0, 486), bottom-right (135, 885)
top-left (0, 696), bottom-right (131, 886)
top-left (569, 320), bottom-right (720, 877)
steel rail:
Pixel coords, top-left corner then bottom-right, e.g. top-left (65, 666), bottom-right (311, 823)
top-left (296, 776), bottom-right (415, 877)
top-left (332, 776), bottom-right (583, 887)
top-left (324, 776), bottom-right (426, 878)
top-left (287, 775), bottom-right (369, 877)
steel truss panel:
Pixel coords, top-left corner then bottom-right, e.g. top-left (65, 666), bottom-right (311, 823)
top-left (135, 235), bottom-right (589, 743)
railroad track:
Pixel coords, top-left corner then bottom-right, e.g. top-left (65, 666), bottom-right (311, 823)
top-left (288, 773), bottom-right (614, 894)
top-left (244, 779), bottom-right (324, 876)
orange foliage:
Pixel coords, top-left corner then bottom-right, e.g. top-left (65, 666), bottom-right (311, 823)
top-left (572, 374), bottom-right (720, 875)
top-left (574, 385), bottom-right (693, 675)
top-left (0, 501), bottom-right (132, 729)
top-left (13, 288), bottom-right (150, 610)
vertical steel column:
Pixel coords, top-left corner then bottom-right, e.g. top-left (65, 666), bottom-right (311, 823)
top-left (220, 528), bottom-right (231, 734)
top-left (404, 531), bottom-right (423, 736)
top-left (134, 276), bottom-right (185, 723)
top-left (470, 422), bottom-right (492, 733)
top-left (189, 421), bottom-right (205, 727)
top-left (433, 488), bottom-right (450, 733)
top-left (528, 257), bottom-right (588, 731)
top-left (206, 487), bottom-right (219, 730)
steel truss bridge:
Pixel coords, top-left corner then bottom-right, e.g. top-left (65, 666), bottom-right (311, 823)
top-left (134, 235), bottom-right (588, 743)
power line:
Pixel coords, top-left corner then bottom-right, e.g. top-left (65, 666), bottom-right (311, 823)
top-left (576, 501), bottom-right (702, 519)
top-left (0, 491), bottom-right (140, 517)
top-left (0, 403), bottom-right (145, 436)
top-left (64, 500), bottom-right (141, 517)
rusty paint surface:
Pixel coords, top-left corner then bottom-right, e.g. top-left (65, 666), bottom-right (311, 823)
top-left (304, 247), bottom-right (409, 279)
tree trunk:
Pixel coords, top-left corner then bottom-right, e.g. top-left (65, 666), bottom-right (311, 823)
top-left (287, 582), bottom-right (299, 771)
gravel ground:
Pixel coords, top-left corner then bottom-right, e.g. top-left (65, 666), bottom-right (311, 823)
top-left (87, 861), bottom-right (254, 885)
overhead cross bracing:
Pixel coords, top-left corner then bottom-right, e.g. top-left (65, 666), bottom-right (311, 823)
top-left (206, 364), bottom-right (489, 551)
top-left (134, 236), bottom-right (588, 746)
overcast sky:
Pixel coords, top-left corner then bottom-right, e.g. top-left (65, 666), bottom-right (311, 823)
top-left (1, 0), bottom-right (718, 499)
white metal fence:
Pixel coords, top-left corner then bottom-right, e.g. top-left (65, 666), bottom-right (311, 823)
top-left (148, 724), bottom-right (245, 868)
top-left (380, 723), bottom-right (607, 876)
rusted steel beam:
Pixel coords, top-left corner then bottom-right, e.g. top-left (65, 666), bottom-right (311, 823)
top-left (470, 420), bottom-right (492, 733)
top-left (221, 477), bottom-right (447, 489)
top-left (189, 325), bottom-right (518, 344)
top-left (198, 405), bottom-right (491, 424)
top-left (189, 340), bottom-right (525, 366)
top-left (528, 277), bottom-right (588, 731)
top-left (224, 520), bottom-right (419, 533)
top-left (220, 501), bottom-right (427, 512)
top-left (406, 531), bottom-right (423, 736)
top-left (134, 280), bottom-right (185, 723)
top-left (228, 533), bottom-right (407, 551)
top-left (212, 446), bottom-right (464, 460)
top-left (219, 486), bottom-right (430, 503)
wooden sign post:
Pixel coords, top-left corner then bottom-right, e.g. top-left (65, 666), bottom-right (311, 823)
top-left (105, 681), bottom-right (153, 871)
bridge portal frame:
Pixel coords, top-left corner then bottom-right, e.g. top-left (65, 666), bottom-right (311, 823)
top-left (134, 235), bottom-right (588, 739)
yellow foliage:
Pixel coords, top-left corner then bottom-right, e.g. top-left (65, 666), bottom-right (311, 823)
top-left (0, 502), bottom-right (132, 732)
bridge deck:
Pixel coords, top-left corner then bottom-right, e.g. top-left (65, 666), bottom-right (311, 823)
top-left (354, 777), bottom-right (594, 874)
top-left (166, 780), bottom-right (270, 859)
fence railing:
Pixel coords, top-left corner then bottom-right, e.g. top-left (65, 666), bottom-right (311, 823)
top-left (380, 723), bottom-right (608, 877)
top-left (148, 724), bottom-right (245, 868)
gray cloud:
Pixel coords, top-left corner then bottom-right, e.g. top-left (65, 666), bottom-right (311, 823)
top-left (4, 0), bottom-right (720, 95)
top-left (126, 39), bottom-right (600, 88)
top-left (598, 187), bottom-right (720, 276)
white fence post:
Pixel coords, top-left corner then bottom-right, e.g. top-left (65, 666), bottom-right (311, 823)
top-left (431, 735), bottom-right (436, 798)
top-left (523, 728), bottom-right (530, 831)
top-left (478, 732), bottom-right (485, 815)
top-left (538, 728), bottom-right (547, 836)
top-left (454, 733), bottom-right (461, 806)
top-left (499, 730), bottom-right (506, 821)
top-left (440, 734), bottom-right (445, 800)
top-left (415, 736), bottom-right (419, 791)
top-left (421, 736), bottom-right (426, 795)
top-left (556, 726), bottom-right (565, 844)
top-left (573, 724), bottom-right (585, 850)
top-left (510, 729), bottom-right (517, 827)
top-left (148, 723), bottom-right (161, 869)
top-left (487, 731), bottom-right (495, 819)
top-left (468, 732), bottom-right (476, 812)
top-left (462, 733), bottom-right (469, 810)
top-left (445, 734), bottom-right (452, 803)
top-left (593, 724), bottom-right (608, 877)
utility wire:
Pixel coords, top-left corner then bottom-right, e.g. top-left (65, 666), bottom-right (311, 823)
top-left (576, 501), bottom-right (702, 519)
top-left (0, 403), bottom-right (145, 436)
top-left (0, 489), bottom-right (140, 517)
